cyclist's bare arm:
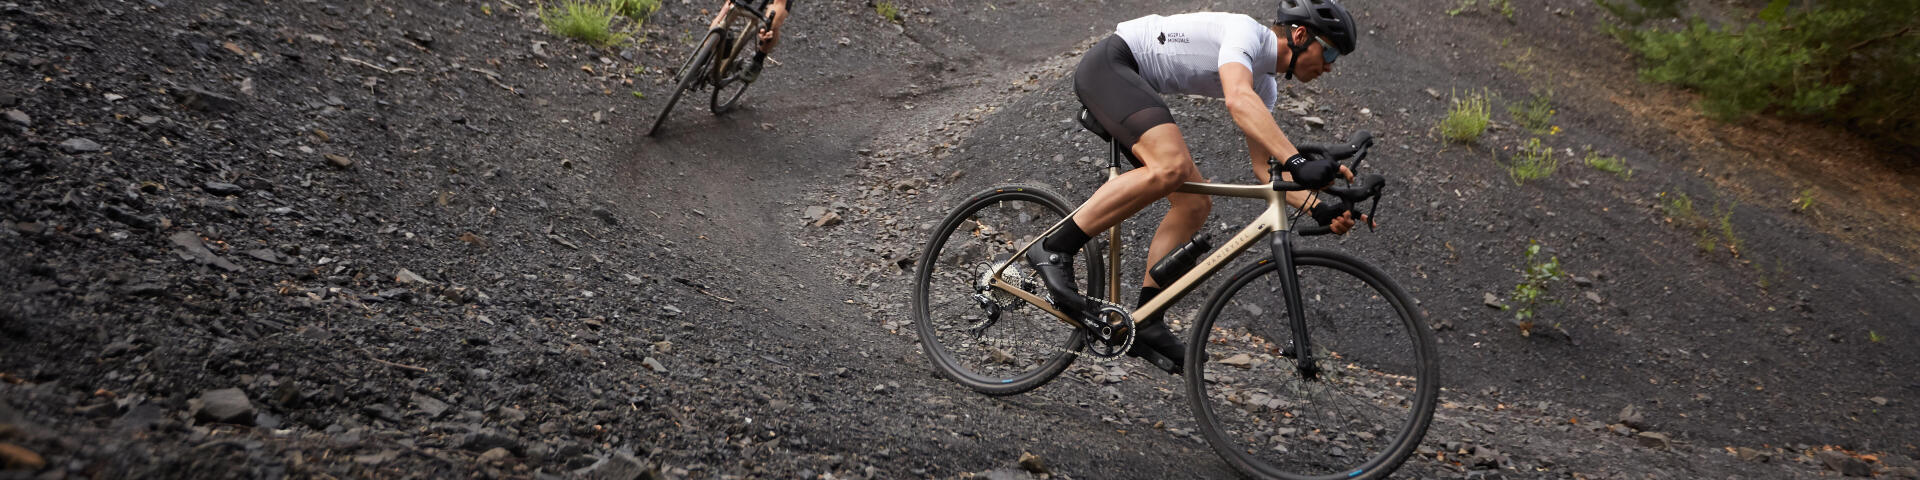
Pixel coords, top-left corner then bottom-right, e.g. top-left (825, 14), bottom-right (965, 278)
top-left (760, 0), bottom-right (789, 46)
top-left (1226, 64), bottom-right (1359, 233)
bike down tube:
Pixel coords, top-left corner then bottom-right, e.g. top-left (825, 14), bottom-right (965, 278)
top-left (1130, 181), bottom-right (1286, 323)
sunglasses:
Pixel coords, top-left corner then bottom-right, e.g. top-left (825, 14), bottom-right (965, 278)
top-left (1315, 36), bottom-right (1340, 64)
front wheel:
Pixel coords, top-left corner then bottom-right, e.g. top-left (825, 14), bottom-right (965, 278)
top-left (912, 185), bottom-right (1105, 395)
top-left (647, 31), bottom-right (722, 136)
top-left (1187, 250), bottom-right (1438, 480)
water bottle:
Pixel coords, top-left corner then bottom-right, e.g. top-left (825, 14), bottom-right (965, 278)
top-left (1148, 232), bottom-right (1213, 286)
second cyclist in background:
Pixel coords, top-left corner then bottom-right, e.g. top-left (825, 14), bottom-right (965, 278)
top-left (710, 0), bottom-right (791, 82)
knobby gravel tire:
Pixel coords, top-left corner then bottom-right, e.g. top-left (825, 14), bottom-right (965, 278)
top-left (913, 184), bottom-right (1104, 396)
top-left (1187, 250), bottom-right (1438, 480)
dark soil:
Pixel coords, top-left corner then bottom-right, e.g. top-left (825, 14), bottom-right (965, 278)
top-left (2, 0), bottom-right (1916, 479)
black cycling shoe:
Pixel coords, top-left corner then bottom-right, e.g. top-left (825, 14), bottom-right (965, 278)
top-left (1025, 244), bottom-right (1087, 316)
top-left (738, 52), bottom-right (767, 83)
top-left (1127, 318), bottom-right (1186, 375)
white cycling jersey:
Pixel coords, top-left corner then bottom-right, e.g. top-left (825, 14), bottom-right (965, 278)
top-left (1115, 12), bottom-right (1280, 110)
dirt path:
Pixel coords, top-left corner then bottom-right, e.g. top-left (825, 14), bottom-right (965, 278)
top-left (2, 0), bottom-right (1915, 479)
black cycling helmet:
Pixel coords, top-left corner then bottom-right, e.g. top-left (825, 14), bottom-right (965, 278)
top-left (1276, 0), bottom-right (1358, 55)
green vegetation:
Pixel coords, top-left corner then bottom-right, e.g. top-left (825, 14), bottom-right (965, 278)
top-left (1510, 240), bottom-right (1567, 335)
top-left (876, 1), bottom-right (901, 23)
top-left (611, 0), bottom-right (660, 21)
top-left (1499, 47), bottom-right (1538, 76)
top-left (1440, 89), bottom-right (1493, 144)
top-left (540, 1), bottom-right (627, 47)
top-left (1869, 331), bottom-right (1886, 343)
top-left (1508, 89), bottom-right (1557, 134)
top-left (1448, 0), bottom-right (1516, 20)
top-left (1507, 138), bottom-right (1560, 185)
top-left (1583, 151), bottom-right (1633, 180)
top-left (1599, 0), bottom-right (1920, 148)
top-left (1660, 192), bottom-right (1743, 255)
top-left (1793, 188), bottom-right (1817, 213)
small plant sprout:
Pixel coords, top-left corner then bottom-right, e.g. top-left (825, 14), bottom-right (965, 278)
top-left (1511, 240), bottom-right (1567, 336)
top-left (1507, 137), bottom-right (1559, 185)
top-left (1440, 89), bottom-right (1493, 144)
top-left (1793, 188), bottom-right (1817, 213)
top-left (1868, 331), bottom-right (1886, 343)
top-left (876, 1), bottom-right (901, 23)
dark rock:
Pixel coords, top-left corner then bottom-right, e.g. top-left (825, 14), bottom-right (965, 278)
top-left (169, 231), bottom-right (245, 272)
top-left (2, 109), bottom-right (26, 126)
top-left (1634, 431), bottom-right (1672, 450)
top-left (1017, 452), bottom-right (1048, 474)
top-left (590, 207), bottom-right (618, 225)
top-left (59, 138), bottom-right (104, 153)
top-left (362, 404), bottom-right (401, 423)
top-left (112, 404), bottom-right (167, 432)
top-left (411, 393), bottom-right (449, 419)
top-left (122, 283), bottom-right (167, 297)
top-left (203, 181), bottom-right (244, 196)
top-left (103, 205), bottom-right (158, 230)
top-left (195, 388), bottom-right (256, 425)
top-left (406, 31), bottom-right (434, 46)
top-left (243, 249), bottom-right (292, 265)
top-left (1818, 450), bottom-right (1873, 477)
top-left (461, 430), bottom-right (524, 455)
top-left (172, 87), bottom-right (242, 113)
top-left (572, 449), bottom-right (653, 480)
top-left (325, 154), bottom-right (353, 169)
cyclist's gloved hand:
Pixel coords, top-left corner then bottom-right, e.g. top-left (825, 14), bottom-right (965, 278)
top-left (1285, 152), bottom-right (1339, 189)
top-left (1309, 199), bottom-right (1351, 226)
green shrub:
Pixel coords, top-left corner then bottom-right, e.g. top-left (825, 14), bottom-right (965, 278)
top-left (876, 1), bottom-right (901, 23)
top-left (540, 1), bottom-right (625, 47)
top-left (611, 0), bottom-right (660, 21)
top-left (1440, 89), bottom-right (1493, 144)
top-left (1508, 89), bottom-right (1557, 134)
top-left (1507, 138), bottom-right (1559, 185)
top-left (1602, 0), bottom-right (1920, 148)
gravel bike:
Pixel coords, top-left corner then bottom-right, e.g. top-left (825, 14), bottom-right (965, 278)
top-left (646, 0), bottom-right (770, 136)
top-left (911, 108), bottom-right (1438, 480)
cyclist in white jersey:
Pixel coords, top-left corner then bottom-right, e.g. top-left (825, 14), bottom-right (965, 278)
top-left (1026, 0), bottom-right (1368, 374)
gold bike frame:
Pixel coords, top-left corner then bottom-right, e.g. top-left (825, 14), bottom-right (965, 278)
top-left (986, 167), bottom-right (1293, 334)
top-left (706, 3), bottom-right (766, 83)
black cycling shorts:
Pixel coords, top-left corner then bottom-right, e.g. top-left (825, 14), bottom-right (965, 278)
top-left (1074, 35), bottom-right (1175, 167)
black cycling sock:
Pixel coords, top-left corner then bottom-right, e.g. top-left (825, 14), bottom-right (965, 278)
top-left (1043, 219), bottom-right (1092, 254)
top-left (1135, 286), bottom-right (1163, 309)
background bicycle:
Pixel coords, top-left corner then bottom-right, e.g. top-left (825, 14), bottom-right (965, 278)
top-left (647, 0), bottom-right (774, 136)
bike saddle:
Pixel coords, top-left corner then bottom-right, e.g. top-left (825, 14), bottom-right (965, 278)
top-left (1076, 107), bottom-right (1112, 142)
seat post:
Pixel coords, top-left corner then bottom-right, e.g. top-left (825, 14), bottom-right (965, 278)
top-left (1109, 140), bottom-right (1123, 169)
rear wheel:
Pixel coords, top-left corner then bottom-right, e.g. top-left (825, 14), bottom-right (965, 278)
top-left (647, 31), bottom-right (722, 136)
top-left (913, 185), bottom-right (1105, 395)
top-left (710, 39), bottom-right (757, 114)
top-left (1187, 250), bottom-right (1438, 480)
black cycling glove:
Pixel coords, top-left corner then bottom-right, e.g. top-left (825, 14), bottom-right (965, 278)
top-left (1285, 152), bottom-right (1339, 189)
top-left (1309, 199), bottom-right (1351, 226)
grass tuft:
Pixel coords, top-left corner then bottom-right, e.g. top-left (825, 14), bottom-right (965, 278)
top-left (1509, 89), bottom-right (1556, 135)
top-left (540, 1), bottom-right (626, 47)
top-left (1583, 151), bottom-right (1632, 180)
top-left (611, 0), bottom-right (660, 21)
top-left (1440, 89), bottom-right (1492, 144)
top-left (876, 1), bottom-right (901, 23)
top-left (1793, 188), bottom-right (1817, 213)
top-left (1507, 137), bottom-right (1559, 185)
